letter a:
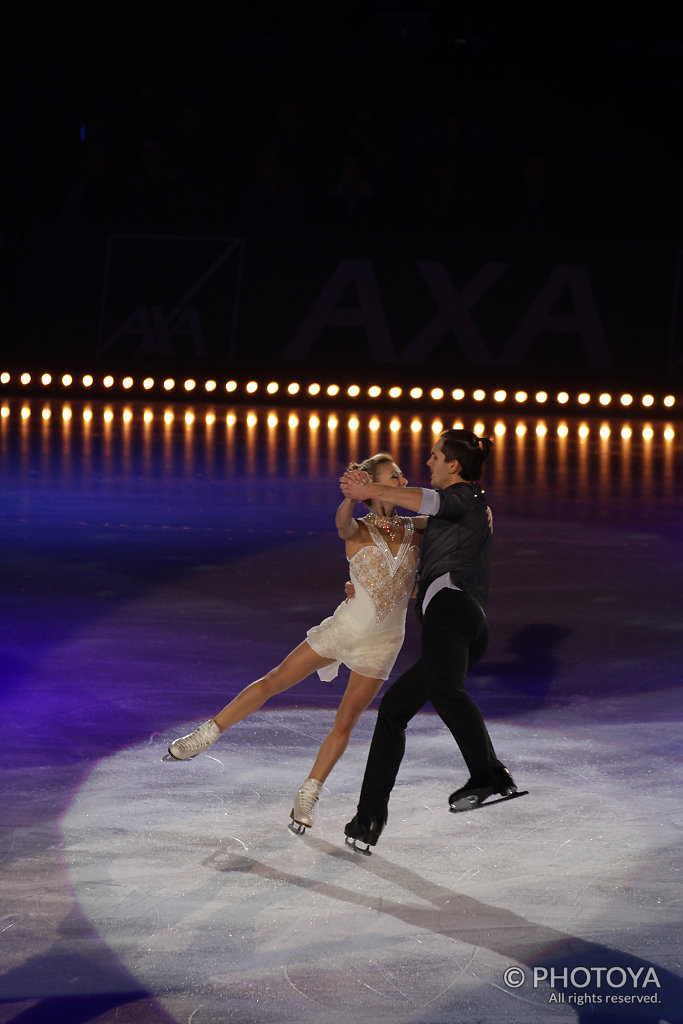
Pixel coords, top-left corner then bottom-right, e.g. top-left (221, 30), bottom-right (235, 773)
top-left (283, 259), bottom-right (395, 361)
top-left (99, 305), bottom-right (153, 355)
top-left (498, 265), bottom-right (612, 369)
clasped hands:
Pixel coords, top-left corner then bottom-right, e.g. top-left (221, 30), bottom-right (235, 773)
top-left (339, 468), bottom-right (372, 501)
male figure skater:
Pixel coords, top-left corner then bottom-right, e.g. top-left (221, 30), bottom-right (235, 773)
top-left (339, 429), bottom-right (519, 852)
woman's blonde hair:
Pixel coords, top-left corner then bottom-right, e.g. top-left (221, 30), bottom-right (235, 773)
top-left (348, 452), bottom-right (396, 507)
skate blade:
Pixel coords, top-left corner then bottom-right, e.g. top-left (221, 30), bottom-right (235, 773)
top-left (450, 789), bottom-right (529, 812)
top-left (345, 836), bottom-right (372, 856)
top-left (288, 820), bottom-right (307, 836)
top-left (162, 752), bottom-right (180, 762)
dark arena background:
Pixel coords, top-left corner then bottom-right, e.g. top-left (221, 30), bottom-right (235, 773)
top-left (1, 6), bottom-right (682, 1024)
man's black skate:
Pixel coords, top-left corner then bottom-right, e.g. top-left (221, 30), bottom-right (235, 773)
top-left (449, 766), bottom-right (526, 812)
top-left (344, 814), bottom-right (385, 856)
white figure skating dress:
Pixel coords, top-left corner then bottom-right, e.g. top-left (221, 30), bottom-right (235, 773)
top-left (306, 517), bottom-right (419, 681)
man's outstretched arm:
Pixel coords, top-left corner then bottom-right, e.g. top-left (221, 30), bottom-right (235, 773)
top-left (340, 475), bottom-right (434, 513)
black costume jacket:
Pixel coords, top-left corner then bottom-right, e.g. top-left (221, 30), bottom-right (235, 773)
top-left (415, 481), bottom-right (491, 619)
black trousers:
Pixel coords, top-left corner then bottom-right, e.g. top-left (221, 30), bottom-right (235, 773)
top-left (357, 588), bottom-right (502, 819)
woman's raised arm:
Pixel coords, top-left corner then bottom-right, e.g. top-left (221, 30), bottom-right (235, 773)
top-left (335, 497), bottom-right (360, 540)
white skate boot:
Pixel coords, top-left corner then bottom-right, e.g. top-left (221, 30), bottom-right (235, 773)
top-left (164, 719), bottom-right (221, 761)
top-left (288, 778), bottom-right (323, 835)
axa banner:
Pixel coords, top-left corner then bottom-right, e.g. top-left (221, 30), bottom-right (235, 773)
top-left (7, 228), bottom-right (682, 384)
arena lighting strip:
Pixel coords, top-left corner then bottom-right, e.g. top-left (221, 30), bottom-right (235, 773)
top-left (0, 402), bottom-right (677, 443)
top-left (0, 370), bottom-right (678, 413)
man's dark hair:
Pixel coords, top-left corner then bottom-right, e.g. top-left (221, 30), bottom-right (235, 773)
top-left (439, 429), bottom-right (493, 481)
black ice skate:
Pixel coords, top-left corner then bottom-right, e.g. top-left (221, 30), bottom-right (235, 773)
top-left (344, 813), bottom-right (386, 856)
top-left (449, 766), bottom-right (527, 812)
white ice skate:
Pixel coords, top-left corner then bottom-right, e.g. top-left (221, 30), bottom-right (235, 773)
top-left (288, 777), bottom-right (323, 835)
top-left (163, 719), bottom-right (221, 761)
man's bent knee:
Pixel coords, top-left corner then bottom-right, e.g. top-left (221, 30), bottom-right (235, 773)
top-left (377, 701), bottom-right (410, 731)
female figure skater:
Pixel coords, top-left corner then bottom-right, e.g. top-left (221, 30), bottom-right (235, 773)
top-left (165, 453), bottom-right (425, 834)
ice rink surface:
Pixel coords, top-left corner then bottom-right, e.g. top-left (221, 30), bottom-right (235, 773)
top-left (1, 399), bottom-right (681, 1023)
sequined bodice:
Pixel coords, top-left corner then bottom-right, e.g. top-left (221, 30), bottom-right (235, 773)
top-left (349, 517), bottom-right (418, 625)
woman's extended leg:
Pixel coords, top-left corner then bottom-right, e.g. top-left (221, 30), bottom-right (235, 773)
top-left (167, 642), bottom-right (334, 760)
top-left (290, 671), bottom-right (383, 832)
top-left (214, 642), bottom-right (335, 731)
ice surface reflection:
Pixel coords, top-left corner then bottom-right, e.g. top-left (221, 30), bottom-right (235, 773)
top-left (1, 399), bottom-right (680, 529)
